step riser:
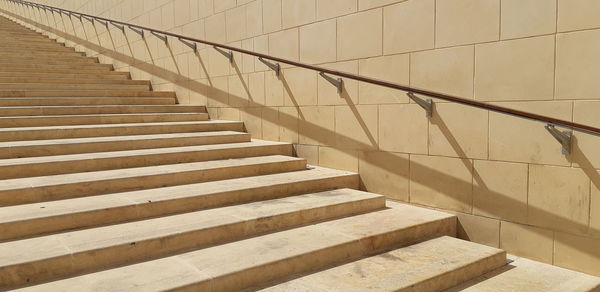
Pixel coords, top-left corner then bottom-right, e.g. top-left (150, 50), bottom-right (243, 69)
top-left (0, 97), bottom-right (176, 107)
top-left (0, 132), bottom-right (246, 159)
top-left (0, 173), bottom-right (359, 241)
top-left (0, 106), bottom-right (205, 116)
top-left (0, 122), bottom-right (243, 142)
top-left (0, 194), bottom-right (383, 289)
top-left (189, 215), bottom-right (457, 291)
top-left (0, 47), bottom-right (76, 53)
top-left (0, 158), bottom-right (306, 206)
top-left (0, 84), bottom-right (149, 91)
top-left (0, 143), bottom-right (290, 179)
top-left (0, 91), bottom-right (175, 98)
top-left (0, 113), bottom-right (208, 128)
top-left (0, 68), bottom-right (117, 75)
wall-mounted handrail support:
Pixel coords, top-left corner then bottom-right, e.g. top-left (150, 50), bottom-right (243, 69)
top-left (110, 21), bottom-right (125, 32)
top-left (319, 72), bottom-right (343, 94)
top-left (81, 15), bottom-right (93, 23)
top-left (258, 57), bottom-right (281, 77)
top-left (407, 92), bottom-right (433, 118)
top-left (213, 46), bottom-right (233, 63)
top-left (94, 19), bottom-right (109, 28)
top-left (545, 124), bottom-right (572, 155)
top-left (128, 26), bottom-right (144, 37)
top-left (151, 31), bottom-right (168, 44)
top-left (178, 37), bottom-right (197, 52)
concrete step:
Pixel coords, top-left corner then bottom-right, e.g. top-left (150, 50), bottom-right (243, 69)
top-left (0, 104), bottom-right (205, 116)
top-left (0, 63), bottom-right (113, 71)
top-left (0, 71), bottom-right (130, 80)
top-left (0, 120), bottom-right (244, 142)
top-left (0, 140), bottom-right (292, 179)
top-left (0, 83), bottom-right (150, 91)
top-left (0, 77), bottom-right (147, 85)
top-left (0, 131), bottom-right (248, 159)
top-left (0, 112), bottom-right (209, 128)
top-left (445, 256), bottom-right (600, 292)
top-left (0, 189), bottom-right (383, 289)
top-left (0, 90), bottom-right (175, 98)
top-left (14, 203), bottom-right (456, 291)
top-left (262, 236), bottom-right (506, 291)
top-left (0, 97), bottom-right (176, 106)
top-left (0, 167), bottom-right (358, 241)
top-left (0, 155), bottom-right (306, 206)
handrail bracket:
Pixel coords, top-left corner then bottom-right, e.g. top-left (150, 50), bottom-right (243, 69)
top-left (407, 92), bottom-right (433, 118)
top-left (179, 38), bottom-right (197, 52)
top-left (128, 26), bottom-right (144, 37)
top-left (151, 31), bottom-right (168, 44)
top-left (545, 124), bottom-right (572, 155)
top-left (319, 72), bottom-right (343, 94)
top-left (110, 21), bottom-right (125, 32)
top-left (259, 57), bottom-right (281, 76)
top-left (213, 46), bottom-right (233, 63)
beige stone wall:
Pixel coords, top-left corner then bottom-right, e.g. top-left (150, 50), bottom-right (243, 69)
top-left (2, 0), bottom-right (600, 275)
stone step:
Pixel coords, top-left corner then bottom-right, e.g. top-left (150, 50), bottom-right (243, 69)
top-left (0, 96), bottom-right (176, 106)
top-left (445, 256), bottom-right (600, 292)
top-left (0, 77), bottom-right (147, 85)
top-left (14, 203), bottom-right (456, 291)
top-left (0, 131), bottom-right (248, 159)
top-left (0, 140), bottom-right (292, 179)
top-left (0, 63), bottom-right (113, 71)
top-left (0, 67), bottom-right (121, 75)
top-left (262, 236), bottom-right (506, 292)
top-left (0, 71), bottom-right (130, 80)
top-left (0, 50), bottom-right (86, 57)
top-left (0, 90), bottom-right (175, 98)
top-left (0, 120), bottom-right (244, 142)
top-left (0, 104), bottom-right (205, 116)
top-left (0, 155), bottom-right (306, 206)
top-left (0, 189), bottom-right (384, 289)
top-left (0, 83), bottom-right (150, 91)
top-left (0, 56), bottom-right (98, 64)
top-left (0, 112), bottom-right (209, 128)
top-left (0, 45), bottom-right (76, 53)
top-left (0, 167), bottom-right (358, 240)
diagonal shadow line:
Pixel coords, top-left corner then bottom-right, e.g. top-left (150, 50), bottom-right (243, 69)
top-left (4, 9), bottom-right (600, 255)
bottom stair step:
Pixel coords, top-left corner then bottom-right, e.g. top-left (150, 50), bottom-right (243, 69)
top-left (14, 202), bottom-right (456, 291)
top-left (261, 236), bottom-right (506, 292)
top-left (445, 256), bottom-right (600, 292)
top-left (0, 189), bottom-right (386, 289)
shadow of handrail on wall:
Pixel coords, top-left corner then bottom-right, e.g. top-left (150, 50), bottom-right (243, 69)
top-left (3, 8), bottom-right (600, 261)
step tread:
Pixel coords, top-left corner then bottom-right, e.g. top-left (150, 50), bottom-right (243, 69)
top-left (0, 167), bottom-right (357, 236)
top-left (13, 202), bottom-right (455, 292)
top-left (0, 155), bottom-right (303, 192)
top-left (261, 236), bottom-right (506, 292)
top-left (0, 131), bottom-right (244, 148)
top-left (0, 112), bottom-right (208, 120)
top-left (0, 120), bottom-right (240, 133)
top-left (0, 189), bottom-right (383, 266)
top-left (444, 256), bottom-right (600, 292)
top-left (0, 189), bottom-right (385, 289)
top-left (0, 140), bottom-right (289, 167)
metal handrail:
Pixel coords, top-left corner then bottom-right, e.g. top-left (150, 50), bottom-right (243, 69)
top-left (3, 0), bottom-right (600, 153)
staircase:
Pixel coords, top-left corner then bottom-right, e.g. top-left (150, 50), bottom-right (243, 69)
top-left (0, 15), bottom-right (599, 292)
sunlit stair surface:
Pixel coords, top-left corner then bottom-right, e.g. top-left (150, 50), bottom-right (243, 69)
top-left (0, 13), bottom-right (599, 292)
